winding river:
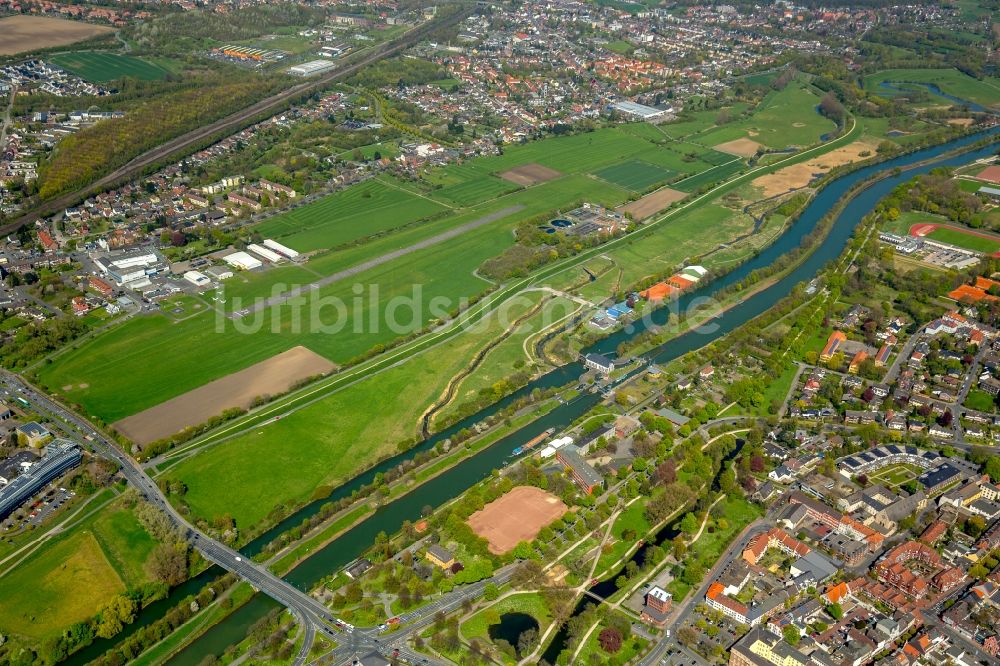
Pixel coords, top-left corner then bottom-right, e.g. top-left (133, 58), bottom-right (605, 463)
top-left (67, 124), bottom-right (999, 665)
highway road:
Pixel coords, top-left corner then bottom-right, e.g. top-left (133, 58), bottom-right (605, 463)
top-left (0, 371), bottom-right (340, 664)
top-left (1, 5), bottom-right (473, 234)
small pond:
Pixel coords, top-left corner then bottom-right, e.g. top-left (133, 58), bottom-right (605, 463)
top-left (488, 612), bottom-right (540, 654)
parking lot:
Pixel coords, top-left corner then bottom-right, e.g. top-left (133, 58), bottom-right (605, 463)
top-left (2, 485), bottom-right (75, 535)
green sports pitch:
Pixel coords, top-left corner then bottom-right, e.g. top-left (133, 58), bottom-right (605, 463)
top-left (50, 53), bottom-right (173, 82)
top-left (593, 159), bottom-right (675, 191)
top-left (926, 227), bottom-right (1000, 254)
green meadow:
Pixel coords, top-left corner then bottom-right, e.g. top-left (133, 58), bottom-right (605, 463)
top-left (862, 68), bottom-right (1000, 109)
top-left (51, 52), bottom-right (175, 81)
top-left (0, 501), bottom-right (158, 641)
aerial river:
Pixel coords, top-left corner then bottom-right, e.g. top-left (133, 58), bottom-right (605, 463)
top-left (66, 125), bottom-right (999, 665)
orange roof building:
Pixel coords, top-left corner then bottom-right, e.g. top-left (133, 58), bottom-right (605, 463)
top-left (848, 350), bottom-right (869, 374)
top-left (819, 330), bottom-right (847, 362)
top-left (742, 527), bottom-right (811, 565)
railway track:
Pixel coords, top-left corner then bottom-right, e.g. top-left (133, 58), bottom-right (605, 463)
top-left (1, 4), bottom-right (473, 234)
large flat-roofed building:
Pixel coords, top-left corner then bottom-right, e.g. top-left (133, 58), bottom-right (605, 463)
top-left (247, 244), bottom-right (284, 263)
top-left (93, 249), bottom-right (167, 286)
top-left (262, 238), bottom-right (300, 259)
top-left (183, 270), bottom-right (210, 287)
top-left (0, 440), bottom-right (81, 521)
top-left (611, 100), bottom-right (670, 120)
top-left (288, 59), bottom-right (337, 77)
top-left (223, 251), bottom-right (263, 271)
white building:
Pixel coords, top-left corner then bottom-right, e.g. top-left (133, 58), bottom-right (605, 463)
top-left (262, 238), bottom-right (300, 260)
top-left (183, 270), bottom-right (210, 287)
top-left (247, 244), bottom-right (284, 263)
top-left (223, 251), bottom-right (263, 271)
top-left (204, 266), bottom-right (234, 281)
top-left (287, 59), bottom-right (337, 77)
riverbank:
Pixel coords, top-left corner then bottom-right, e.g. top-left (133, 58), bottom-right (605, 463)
top-left (85, 125), bottom-right (1000, 666)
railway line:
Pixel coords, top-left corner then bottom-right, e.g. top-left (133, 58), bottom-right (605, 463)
top-left (1, 4), bottom-right (473, 235)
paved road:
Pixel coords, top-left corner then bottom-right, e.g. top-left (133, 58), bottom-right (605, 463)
top-left (1, 372), bottom-right (342, 664)
top-left (638, 519), bottom-right (770, 666)
top-left (311, 566), bottom-right (517, 664)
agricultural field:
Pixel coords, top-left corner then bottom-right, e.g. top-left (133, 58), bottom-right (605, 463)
top-left (594, 159), bottom-right (675, 192)
top-left (0, 501), bottom-right (159, 642)
top-left (50, 52), bottom-right (176, 82)
top-left (0, 15), bottom-right (113, 55)
top-left (158, 295), bottom-right (542, 531)
top-left (863, 68), bottom-right (1000, 110)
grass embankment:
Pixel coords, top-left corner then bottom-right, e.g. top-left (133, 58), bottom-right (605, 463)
top-left (0, 501), bottom-right (159, 641)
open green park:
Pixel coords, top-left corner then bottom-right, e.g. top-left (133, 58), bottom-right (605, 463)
top-left (0, 498), bottom-right (160, 645)
top-left (50, 52), bottom-right (176, 81)
top-left (862, 68), bottom-right (1000, 110)
top-left (460, 592), bottom-right (554, 643)
top-left (678, 83), bottom-right (838, 149)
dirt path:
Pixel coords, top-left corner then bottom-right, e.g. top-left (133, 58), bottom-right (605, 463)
top-left (419, 295), bottom-right (545, 436)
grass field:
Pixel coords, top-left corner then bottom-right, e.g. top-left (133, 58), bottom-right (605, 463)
top-left (863, 68), bottom-right (1000, 109)
top-left (926, 227), bottom-right (1000, 254)
top-left (757, 364), bottom-right (798, 416)
top-left (0, 503), bottom-right (157, 640)
top-left (692, 84), bottom-right (836, 150)
top-left (673, 159), bottom-right (744, 193)
top-left (435, 295), bottom-right (578, 426)
top-left (50, 52), bottom-right (174, 81)
top-left (593, 159), bottom-right (675, 191)
top-left (37, 173), bottom-right (631, 422)
top-left (667, 497), bottom-right (760, 601)
top-left (595, 498), bottom-right (653, 574)
top-left (254, 179), bottom-right (449, 252)
top-left (160, 296), bottom-right (541, 531)
top-left (573, 615), bottom-right (648, 666)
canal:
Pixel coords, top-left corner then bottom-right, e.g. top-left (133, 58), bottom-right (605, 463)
top-left (70, 126), bottom-right (998, 665)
